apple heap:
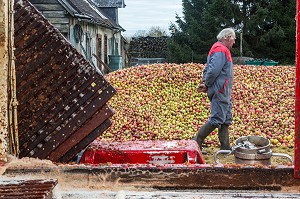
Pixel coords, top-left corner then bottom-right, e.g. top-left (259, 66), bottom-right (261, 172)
top-left (99, 63), bottom-right (295, 148)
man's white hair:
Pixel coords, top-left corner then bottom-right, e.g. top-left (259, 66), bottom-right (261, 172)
top-left (217, 28), bottom-right (235, 41)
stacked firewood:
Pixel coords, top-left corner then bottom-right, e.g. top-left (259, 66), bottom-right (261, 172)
top-left (128, 36), bottom-right (169, 59)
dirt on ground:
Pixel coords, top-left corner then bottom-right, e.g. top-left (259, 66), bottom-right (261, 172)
top-left (202, 146), bottom-right (294, 165)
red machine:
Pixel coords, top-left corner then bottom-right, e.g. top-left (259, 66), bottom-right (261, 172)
top-left (80, 139), bottom-right (205, 165)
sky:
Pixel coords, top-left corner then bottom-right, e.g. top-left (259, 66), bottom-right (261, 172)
top-left (118, 0), bottom-right (183, 36)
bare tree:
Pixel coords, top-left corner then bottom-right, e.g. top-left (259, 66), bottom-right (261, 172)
top-left (132, 26), bottom-right (168, 38)
top-left (148, 26), bottom-right (168, 37)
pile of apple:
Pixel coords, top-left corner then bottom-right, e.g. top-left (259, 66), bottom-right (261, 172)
top-left (99, 63), bottom-right (295, 148)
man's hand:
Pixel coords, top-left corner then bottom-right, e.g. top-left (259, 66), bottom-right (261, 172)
top-left (197, 83), bottom-right (207, 93)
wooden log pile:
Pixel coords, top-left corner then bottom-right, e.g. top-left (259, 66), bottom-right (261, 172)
top-left (128, 36), bottom-right (169, 59)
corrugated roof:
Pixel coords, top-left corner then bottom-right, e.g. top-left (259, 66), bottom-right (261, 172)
top-left (14, 0), bottom-right (116, 162)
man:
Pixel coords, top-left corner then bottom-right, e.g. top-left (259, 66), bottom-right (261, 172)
top-left (194, 28), bottom-right (236, 152)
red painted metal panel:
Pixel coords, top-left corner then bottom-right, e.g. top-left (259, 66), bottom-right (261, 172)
top-left (80, 140), bottom-right (205, 165)
top-left (295, 0), bottom-right (300, 178)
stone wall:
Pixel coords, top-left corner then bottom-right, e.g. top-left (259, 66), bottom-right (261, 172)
top-left (0, 0), bottom-right (8, 161)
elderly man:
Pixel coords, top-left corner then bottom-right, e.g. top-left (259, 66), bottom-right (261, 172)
top-left (194, 28), bottom-right (236, 152)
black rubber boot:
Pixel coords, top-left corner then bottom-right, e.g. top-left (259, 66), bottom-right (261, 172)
top-left (218, 124), bottom-right (231, 150)
top-left (193, 122), bottom-right (217, 151)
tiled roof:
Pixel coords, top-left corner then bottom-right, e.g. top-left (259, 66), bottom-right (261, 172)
top-left (60, 0), bottom-right (123, 30)
top-left (90, 0), bottom-right (125, 8)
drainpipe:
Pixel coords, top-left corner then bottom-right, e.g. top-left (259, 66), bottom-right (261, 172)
top-left (7, 0), bottom-right (19, 156)
top-left (112, 29), bottom-right (122, 55)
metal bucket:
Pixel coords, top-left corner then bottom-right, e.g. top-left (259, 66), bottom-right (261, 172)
top-left (214, 136), bottom-right (293, 165)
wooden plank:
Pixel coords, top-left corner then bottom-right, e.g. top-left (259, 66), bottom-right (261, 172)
top-left (59, 119), bottom-right (112, 162)
top-left (18, 72), bottom-right (106, 147)
top-left (15, 41), bottom-right (62, 85)
top-left (19, 74), bottom-right (102, 137)
top-left (43, 12), bottom-right (66, 18)
top-left (16, 45), bottom-right (78, 94)
top-left (48, 17), bottom-right (69, 24)
top-left (16, 44), bottom-right (66, 95)
top-left (16, 44), bottom-right (76, 90)
top-left (18, 72), bottom-right (104, 134)
top-left (0, 194), bottom-right (49, 199)
top-left (28, 85), bottom-right (116, 159)
top-left (0, 179), bottom-right (57, 199)
top-left (93, 53), bottom-right (111, 72)
top-left (14, 18), bottom-right (47, 44)
top-left (14, 26), bottom-right (51, 60)
top-left (47, 105), bottom-right (114, 161)
top-left (14, 21), bottom-right (49, 50)
top-left (14, 21), bottom-right (46, 48)
top-left (15, 0), bottom-right (116, 163)
top-left (14, 3), bottom-right (26, 20)
top-left (2, 181), bottom-right (57, 186)
top-left (13, 4), bottom-right (31, 28)
top-left (41, 10), bottom-right (66, 14)
top-left (19, 80), bottom-right (113, 157)
top-left (29, 0), bottom-right (59, 4)
top-left (0, 186), bottom-right (54, 191)
top-left (17, 46), bottom-right (79, 108)
top-left (33, 4), bottom-right (65, 12)
top-left (54, 24), bottom-right (69, 33)
top-left (20, 69), bottom-right (93, 134)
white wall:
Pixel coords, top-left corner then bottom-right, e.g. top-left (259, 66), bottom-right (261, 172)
top-left (68, 19), bottom-right (123, 71)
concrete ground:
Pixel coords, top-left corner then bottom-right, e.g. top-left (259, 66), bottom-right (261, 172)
top-left (55, 189), bottom-right (300, 199)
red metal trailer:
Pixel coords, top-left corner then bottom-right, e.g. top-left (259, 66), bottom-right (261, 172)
top-left (80, 140), bottom-right (205, 165)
